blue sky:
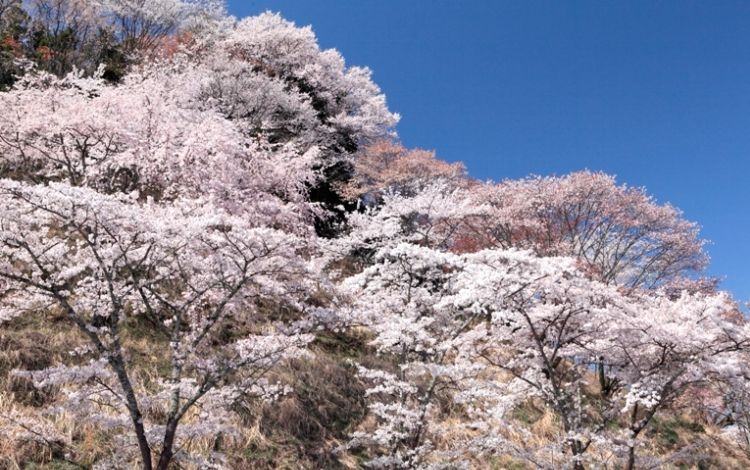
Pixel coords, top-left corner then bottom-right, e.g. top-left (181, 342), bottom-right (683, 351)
top-left (228, 1), bottom-right (750, 304)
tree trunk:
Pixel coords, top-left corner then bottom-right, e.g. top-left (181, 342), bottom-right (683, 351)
top-left (625, 402), bottom-right (642, 470)
top-left (109, 355), bottom-right (152, 470)
top-left (155, 420), bottom-right (178, 470)
top-left (570, 440), bottom-right (586, 470)
top-left (625, 444), bottom-right (636, 470)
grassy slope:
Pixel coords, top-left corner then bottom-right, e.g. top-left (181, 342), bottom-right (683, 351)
top-left (1, 316), bottom-right (748, 469)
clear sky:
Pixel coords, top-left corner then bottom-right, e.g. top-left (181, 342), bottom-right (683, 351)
top-left (227, 1), bottom-right (750, 305)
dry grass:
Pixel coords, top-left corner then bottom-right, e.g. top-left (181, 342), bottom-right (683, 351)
top-left (2, 313), bottom-right (750, 469)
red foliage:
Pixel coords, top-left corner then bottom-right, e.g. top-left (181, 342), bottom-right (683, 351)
top-left (344, 140), bottom-right (467, 200)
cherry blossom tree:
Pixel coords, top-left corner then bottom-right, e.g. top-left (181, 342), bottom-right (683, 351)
top-left (467, 171), bottom-right (710, 290)
top-left (1, 5), bottom-right (748, 469)
top-left (446, 253), bottom-right (747, 469)
top-left (341, 140), bottom-right (467, 202)
top-left (332, 180), bottom-right (484, 258)
top-left (0, 180), bottom-right (323, 469)
top-left (201, 12), bottom-right (399, 150)
top-left (0, 12), bottom-right (404, 465)
top-left (332, 180), bottom-right (748, 470)
top-left (340, 244), bottom-right (475, 469)
top-left (326, 182), bottom-right (487, 468)
top-left (0, 0), bottom-right (221, 84)
top-left (606, 292), bottom-right (748, 469)
top-left (0, 63), bottom-right (323, 228)
top-left (716, 361), bottom-right (750, 458)
top-left (193, 11), bottom-right (400, 235)
top-left (93, 0), bottom-right (225, 54)
top-left (445, 249), bottom-right (618, 470)
top-left (333, 191), bottom-right (604, 468)
top-left (0, 9), bottom-right (401, 234)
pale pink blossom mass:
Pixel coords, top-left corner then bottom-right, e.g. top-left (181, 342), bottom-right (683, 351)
top-left (0, 2), bottom-right (747, 469)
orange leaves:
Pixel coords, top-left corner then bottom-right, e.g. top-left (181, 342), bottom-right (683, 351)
top-left (343, 140), bottom-right (467, 200)
top-left (35, 46), bottom-right (53, 62)
top-left (144, 31), bottom-right (194, 59)
top-left (1, 35), bottom-right (22, 57)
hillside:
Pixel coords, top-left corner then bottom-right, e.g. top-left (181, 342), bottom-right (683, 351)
top-left (0, 2), bottom-right (749, 469)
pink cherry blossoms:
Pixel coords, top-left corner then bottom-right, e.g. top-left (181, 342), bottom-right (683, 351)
top-left (0, 3), bottom-right (747, 470)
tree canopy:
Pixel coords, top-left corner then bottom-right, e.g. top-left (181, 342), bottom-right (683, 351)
top-left (0, 3), bottom-right (748, 470)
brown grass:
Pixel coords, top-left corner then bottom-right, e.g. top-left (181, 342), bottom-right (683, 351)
top-left (2, 312), bottom-right (750, 469)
